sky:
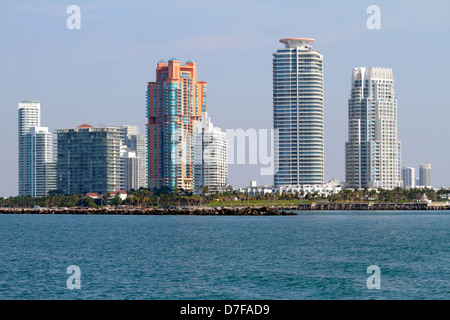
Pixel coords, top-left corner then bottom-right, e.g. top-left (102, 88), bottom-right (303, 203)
top-left (0, 0), bottom-right (449, 197)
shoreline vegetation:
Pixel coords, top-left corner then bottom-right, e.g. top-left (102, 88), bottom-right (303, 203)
top-left (1, 187), bottom-right (449, 215)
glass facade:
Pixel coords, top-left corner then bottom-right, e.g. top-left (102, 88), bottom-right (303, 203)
top-left (273, 38), bottom-right (324, 187)
top-left (147, 59), bottom-right (206, 191)
top-left (56, 126), bottom-right (122, 194)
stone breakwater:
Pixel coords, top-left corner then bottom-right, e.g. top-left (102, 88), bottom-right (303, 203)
top-left (1, 203), bottom-right (448, 215)
top-left (0, 206), bottom-right (296, 216)
top-left (296, 202), bottom-right (450, 210)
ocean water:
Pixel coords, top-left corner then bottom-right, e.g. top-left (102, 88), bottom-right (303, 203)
top-left (0, 211), bottom-right (448, 300)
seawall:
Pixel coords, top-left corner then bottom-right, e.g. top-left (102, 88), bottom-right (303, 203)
top-left (0, 203), bottom-right (448, 215)
top-left (0, 206), bottom-right (295, 216)
top-left (295, 202), bottom-right (449, 210)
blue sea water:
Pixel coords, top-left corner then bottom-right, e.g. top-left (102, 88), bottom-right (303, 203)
top-left (0, 211), bottom-right (449, 300)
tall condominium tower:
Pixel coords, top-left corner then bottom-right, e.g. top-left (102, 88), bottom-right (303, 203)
top-left (194, 112), bottom-right (228, 194)
top-left (119, 125), bottom-right (148, 189)
top-left (273, 38), bottom-right (324, 187)
top-left (147, 58), bottom-right (207, 191)
top-left (419, 163), bottom-right (431, 188)
top-left (56, 124), bottom-right (122, 194)
top-left (345, 67), bottom-right (402, 189)
top-left (18, 101), bottom-right (55, 197)
top-left (29, 127), bottom-right (56, 196)
top-left (121, 150), bottom-right (140, 191)
top-left (18, 101), bottom-right (41, 196)
top-left (402, 167), bottom-right (416, 189)
top-left (18, 101), bottom-right (41, 136)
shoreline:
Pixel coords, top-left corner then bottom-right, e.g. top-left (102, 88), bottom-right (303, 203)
top-left (297, 202), bottom-right (449, 211)
top-left (0, 206), bottom-right (295, 216)
top-left (0, 202), bottom-right (449, 215)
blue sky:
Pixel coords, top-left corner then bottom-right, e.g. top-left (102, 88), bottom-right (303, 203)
top-left (1, 0), bottom-right (449, 197)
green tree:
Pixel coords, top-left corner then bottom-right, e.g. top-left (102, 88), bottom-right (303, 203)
top-left (111, 195), bottom-right (122, 207)
top-left (101, 194), bottom-right (110, 207)
top-left (78, 197), bottom-right (98, 208)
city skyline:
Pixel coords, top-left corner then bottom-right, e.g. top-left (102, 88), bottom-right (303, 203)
top-left (1, 0), bottom-right (450, 197)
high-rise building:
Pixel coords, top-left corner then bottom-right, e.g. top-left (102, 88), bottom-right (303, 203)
top-left (402, 167), bottom-right (416, 189)
top-left (194, 112), bottom-right (228, 194)
top-left (18, 101), bottom-right (41, 136)
top-left (273, 38), bottom-right (324, 187)
top-left (419, 163), bottom-right (431, 188)
top-left (119, 125), bottom-right (148, 189)
top-left (121, 150), bottom-right (140, 191)
top-left (345, 67), bottom-right (403, 189)
top-left (120, 125), bottom-right (139, 137)
top-left (147, 58), bottom-right (207, 191)
top-left (56, 124), bottom-right (122, 194)
top-left (18, 101), bottom-right (55, 197)
top-left (29, 127), bottom-right (56, 197)
top-left (18, 101), bottom-right (41, 196)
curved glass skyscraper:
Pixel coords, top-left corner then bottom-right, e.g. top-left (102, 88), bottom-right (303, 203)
top-left (273, 38), bottom-right (324, 187)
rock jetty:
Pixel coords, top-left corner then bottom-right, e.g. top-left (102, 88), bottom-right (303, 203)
top-left (1, 203), bottom-right (448, 215)
top-left (296, 202), bottom-right (449, 210)
top-left (0, 206), bottom-right (296, 216)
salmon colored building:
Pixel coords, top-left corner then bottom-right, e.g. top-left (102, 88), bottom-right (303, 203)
top-left (147, 58), bottom-right (207, 191)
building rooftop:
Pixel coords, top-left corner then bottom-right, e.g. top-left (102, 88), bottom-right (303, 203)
top-left (86, 193), bottom-right (99, 198)
top-left (279, 38), bottom-right (315, 48)
top-left (20, 100), bottom-right (40, 104)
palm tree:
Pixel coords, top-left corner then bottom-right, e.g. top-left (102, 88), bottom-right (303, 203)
top-left (102, 194), bottom-right (110, 207)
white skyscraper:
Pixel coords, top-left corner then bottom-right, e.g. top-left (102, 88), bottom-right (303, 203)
top-left (121, 151), bottom-right (140, 191)
top-left (18, 101), bottom-right (41, 136)
top-left (194, 112), bottom-right (228, 194)
top-left (18, 101), bottom-right (55, 197)
top-left (29, 127), bottom-right (56, 196)
top-left (345, 67), bottom-right (403, 189)
top-left (119, 125), bottom-right (148, 189)
top-left (402, 167), bottom-right (416, 189)
top-left (273, 38), bottom-right (324, 187)
top-left (419, 164), bottom-right (431, 188)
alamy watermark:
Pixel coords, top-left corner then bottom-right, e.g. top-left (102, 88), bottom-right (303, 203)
top-left (225, 128), bottom-right (277, 176)
top-left (66, 5), bottom-right (81, 30)
top-left (366, 5), bottom-right (381, 30)
top-left (366, 265), bottom-right (381, 289)
top-left (66, 265), bottom-right (81, 289)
